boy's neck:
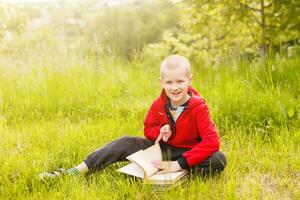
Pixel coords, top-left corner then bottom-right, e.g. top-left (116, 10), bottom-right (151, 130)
top-left (170, 94), bottom-right (190, 108)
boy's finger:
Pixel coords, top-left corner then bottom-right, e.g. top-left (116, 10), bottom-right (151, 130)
top-left (165, 126), bottom-right (170, 131)
top-left (155, 134), bottom-right (163, 144)
top-left (163, 125), bottom-right (170, 131)
top-left (151, 161), bottom-right (163, 169)
top-left (163, 135), bottom-right (168, 142)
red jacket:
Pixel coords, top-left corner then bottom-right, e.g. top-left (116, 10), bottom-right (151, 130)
top-left (144, 87), bottom-right (220, 167)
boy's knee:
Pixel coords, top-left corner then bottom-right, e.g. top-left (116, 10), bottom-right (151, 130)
top-left (210, 151), bottom-right (227, 172)
top-left (118, 135), bottom-right (132, 142)
top-left (115, 136), bottom-right (136, 148)
top-left (192, 151), bottom-right (227, 177)
top-left (114, 136), bottom-right (152, 152)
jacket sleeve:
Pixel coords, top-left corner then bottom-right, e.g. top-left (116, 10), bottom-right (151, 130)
top-left (144, 101), bottom-right (162, 141)
top-left (179, 102), bottom-right (220, 168)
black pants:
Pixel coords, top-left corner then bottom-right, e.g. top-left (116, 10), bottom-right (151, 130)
top-left (84, 136), bottom-right (227, 176)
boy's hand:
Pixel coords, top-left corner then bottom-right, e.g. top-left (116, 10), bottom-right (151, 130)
top-left (155, 124), bottom-right (172, 143)
top-left (151, 161), bottom-right (182, 173)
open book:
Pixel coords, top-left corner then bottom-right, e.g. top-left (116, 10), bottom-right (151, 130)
top-left (117, 143), bottom-right (187, 185)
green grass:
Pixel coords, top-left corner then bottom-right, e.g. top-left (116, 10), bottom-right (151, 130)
top-left (0, 52), bottom-right (299, 199)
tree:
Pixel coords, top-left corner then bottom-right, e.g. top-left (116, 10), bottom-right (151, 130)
top-left (226, 0), bottom-right (300, 54)
top-left (143, 0), bottom-right (255, 64)
top-left (147, 0), bottom-right (300, 62)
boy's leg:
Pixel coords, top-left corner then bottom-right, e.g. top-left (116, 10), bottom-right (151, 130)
top-left (83, 136), bottom-right (154, 173)
top-left (160, 143), bottom-right (227, 176)
top-left (39, 136), bottom-right (153, 179)
top-left (192, 151), bottom-right (227, 176)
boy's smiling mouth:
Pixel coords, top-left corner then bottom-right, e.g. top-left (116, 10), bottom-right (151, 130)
top-left (171, 91), bottom-right (181, 96)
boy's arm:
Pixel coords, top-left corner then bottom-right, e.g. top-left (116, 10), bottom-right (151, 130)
top-left (144, 101), bottom-right (163, 141)
top-left (178, 102), bottom-right (220, 169)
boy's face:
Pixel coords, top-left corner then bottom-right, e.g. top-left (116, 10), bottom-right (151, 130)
top-left (160, 65), bottom-right (192, 107)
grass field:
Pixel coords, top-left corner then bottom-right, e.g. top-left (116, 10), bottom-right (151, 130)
top-left (0, 52), bottom-right (299, 199)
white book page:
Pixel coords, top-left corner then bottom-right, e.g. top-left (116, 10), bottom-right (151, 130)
top-left (126, 144), bottom-right (162, 177)
top-left (117, 162), bottom-right (145, 178)
top-left (148, 170), bottom-right (187, 181)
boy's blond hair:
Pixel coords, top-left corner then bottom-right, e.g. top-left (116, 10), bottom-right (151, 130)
top-left (160, 55), bottom-right (191, 78)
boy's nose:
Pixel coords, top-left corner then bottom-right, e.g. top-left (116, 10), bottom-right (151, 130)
top-left (171, 84), bottom-right (179, 90)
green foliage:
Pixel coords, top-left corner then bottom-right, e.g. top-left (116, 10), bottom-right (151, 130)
top-left (142, 1), bottom-right (255, 64)
top-left (86, 1), bottom-right (179, 58)
top-left (223, 0), bottom-right (300, 51)
top-left (144, 0), bottom-right (300, 63)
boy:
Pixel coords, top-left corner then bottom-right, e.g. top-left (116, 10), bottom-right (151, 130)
top-left (39, 55), bottom-right (226, 179)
